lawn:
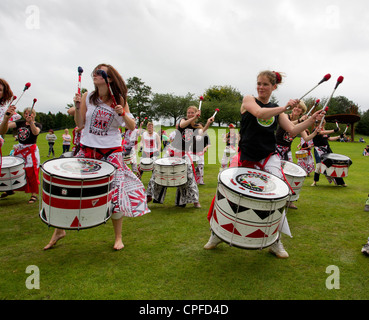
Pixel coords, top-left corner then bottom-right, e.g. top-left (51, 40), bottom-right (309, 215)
top-left (0, 128), bottom-right (368, 303)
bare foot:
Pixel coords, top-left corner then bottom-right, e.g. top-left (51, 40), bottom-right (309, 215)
top-left (113, 239), bottom-right (124, 251)
top-left (43, 229), bottom-right (66, 250)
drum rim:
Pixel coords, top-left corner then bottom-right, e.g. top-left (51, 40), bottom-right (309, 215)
top-left (39, 208), bottom-right (112, 230)
top-left (154, 157), bottom-right (186, 166)
top-left (281, 160), bottom-right (307, 177)
top-left (218, 167), bottom-right (290, 201)
top-left (41, 157), bottom-right (116, 180)
top-left (1, 155), bottom-right (25, 167)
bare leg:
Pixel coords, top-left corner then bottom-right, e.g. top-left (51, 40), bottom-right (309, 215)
top-left (43, 228), bottom-right (66, 250)
top-left (112, 217), bottom-right (124, 250)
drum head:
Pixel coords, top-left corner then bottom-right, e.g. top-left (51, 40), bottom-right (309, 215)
top-left (281, 160), bottom-right (307, 177)
top-left (322, 153), bottom-right (351, 162)
top-left (154, 157), bottom-right (185, 166)
top-left (141, 158), bottom-right (153, 164)
top-left (219, 167), bottom-right (289, 200)
top-left (41, 158), bottom-right (116, 179)
top-left (1, 156), bottom-right (24, 168)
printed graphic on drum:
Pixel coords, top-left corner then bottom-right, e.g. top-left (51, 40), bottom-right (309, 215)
top-left (0, 156), bottom-right (26, 192)
top-left (40, 158), bottom-right (116, 230)
top-left (281, 160), bottom-right (307, 202)
top-left (153, 157), bottom-right (187, 187)
top-left (295, 150), bottom-right (308, 159)
top-left (123, 153), bottom-right (133, 165)
top-left (139, 158), bottom-right (154, 171)
top-left (210, 168), bottom-right (289, 249)
top-left (320, 153), bottom-right (352, 178)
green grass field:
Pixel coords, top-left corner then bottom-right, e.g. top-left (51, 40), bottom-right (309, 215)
top-left (0, 129), bottom-right (369, 301)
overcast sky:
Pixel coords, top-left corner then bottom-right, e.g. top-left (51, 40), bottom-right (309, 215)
top-left (1, 0), bottom-right (368, 116)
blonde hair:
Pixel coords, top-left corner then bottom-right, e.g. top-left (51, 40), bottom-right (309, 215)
top-left (298, 100), bottom-right (307, 114)
top-left (23, 107), bottom-right (36, 117)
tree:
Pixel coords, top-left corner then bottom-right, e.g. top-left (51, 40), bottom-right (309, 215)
top-left (126, 77), bottom-right (153, 119)
top-left (202, 85), bottom-right (243, 126)
top-left (151, 93), bottom-right (196, 125)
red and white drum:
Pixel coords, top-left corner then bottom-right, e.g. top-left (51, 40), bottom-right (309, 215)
top-left (153, 157), bottom-right (187, 187)
top-left (0, 156), bottom-right (26, 192)
top-left (40, 157), bottom-right (116, 230)
top-left (210, 167), bottom-right (289, 249)
top-left (281, 160), bottom-right (307, 202)
top-left (320, 153), bottom-right (352, 178)
top-left (123, 153), bottom-right (133, 165)
top-left (295, 150), bottom-right (308, 159)
top-left (139, 158), bottom-right (154, 171)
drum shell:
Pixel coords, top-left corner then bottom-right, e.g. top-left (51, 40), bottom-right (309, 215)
top-left (153, 158), bottom-right (187, 187)
top-left (295, 150), bottom-right (308, 159)
top-left (210, 168), bottom-right (289, 249)
top-left (123, 154), bottom-right (133, 164)
top-left (39, 158), bottom-right (116, 230)
top-left (139, 158), bottom-right (154, 171)
top-left (281, 160), bottom-right (307, 202)
top-left (320, 153), bottom-right (352, 178)
top-left (0, 156), bottom-right (27, 191)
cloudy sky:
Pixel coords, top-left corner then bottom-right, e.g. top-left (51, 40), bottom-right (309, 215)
top-left (1, 0), bottom-right (369, 115)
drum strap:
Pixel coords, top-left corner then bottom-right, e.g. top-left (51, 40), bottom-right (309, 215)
top-left (80, 145), bottom-right (123, 160)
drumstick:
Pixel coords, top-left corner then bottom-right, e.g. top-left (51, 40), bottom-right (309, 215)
top-left (318, 106), bottom-right (329, 128)
top-left (198, 96), bottom-right (204, 111)
top-left (306, 99), bottom-right (320, 117)
top-left (343, 125), bottom-right (349, 134)
top-left (30, 98), bottom-right (37, 112)
top-left (6, 96), bottom-right (17, 108)
top-left (212, 108), bottom-right (220, 118)
top-left (77, 66), bottom-right (83, 95)
top-left (299, 74), bottom-right (331, 100)
top-left (318, 76), bottom-right (344, 128)
top-left (335, 121), bottom-right (339, 130)
top-left (13, 82), bottom-right (31, 106)
top-left (97, 69), bottom-right (124, 116)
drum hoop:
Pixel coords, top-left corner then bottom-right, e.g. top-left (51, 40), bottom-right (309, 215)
top-left (219, 168), bottom-right (290, 201)
top-left (1, 155), bottom-right (25, 167)
top-left (41, 157), bottom-right (116, 181)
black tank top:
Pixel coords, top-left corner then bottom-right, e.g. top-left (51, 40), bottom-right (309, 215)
top-left (239, 98), bottom-right (279, 162)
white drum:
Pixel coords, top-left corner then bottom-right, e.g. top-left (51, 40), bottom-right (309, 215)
top-left (123, 153), bottom-right (133, 165)
top-left (320, 153), bottom-right (352, 178)
top-left (0, 156), bottom-right (26, 192)
top-left (281, 160), bottom-right (307, 202)
top-left (139, 158), bottom-right (154, 171)
top-left (153, 157), bottom-right (187, 187)
top-left (59, 151), bottom-right (74, 158)
top-left (40, 158), bottom-right (116, 230)
top-left (210, 167), bottom-right (289, 249)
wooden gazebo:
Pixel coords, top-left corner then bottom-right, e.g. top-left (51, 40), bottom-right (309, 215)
top-left (325, 114), bottom-right (361, 142)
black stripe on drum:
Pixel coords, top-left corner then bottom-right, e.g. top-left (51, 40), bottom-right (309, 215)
top-left (42, 180), bottom-right (114, 198)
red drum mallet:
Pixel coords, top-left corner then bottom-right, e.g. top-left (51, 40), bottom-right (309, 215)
top-left (318, 76), bottom-right (344, 128)
top-left (299, 74), bottom-right (331, 100)
top-left (14, 82), bottom-right (31, 106)
top-left (30, 98), bottom-right (37, 112)
top-left (77, 66), bottom-right (83, 95)
top-left (306, 99), bottom-right (320, 117)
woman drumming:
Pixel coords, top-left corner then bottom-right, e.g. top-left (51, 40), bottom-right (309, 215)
top-left (204, 70), bottom-right (325, 258)
top-left (0, 106), bottom-right (42, 203)
top-left (311, 120), bottom-right (345, 187)
top-left (146, 106), bottom-right (214, 208)
top-left (0, 79), bottom-right (21, 167)
top-left (44, 64), bottom-right (150, 251)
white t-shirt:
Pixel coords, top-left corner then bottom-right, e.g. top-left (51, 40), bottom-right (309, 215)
top-left (80, 92), bottom-right (133, 148)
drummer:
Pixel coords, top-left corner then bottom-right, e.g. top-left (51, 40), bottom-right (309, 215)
top-left (0, 105), bottom-right (42, 203)
top-left (138, 121), bottom-right (161, 179)
top-left (220, 123), bottom-right (238, 171)
top-left (204, 70), bottom-right (325, 258)
top-left (311, 120), bottom-right (345, 187)
top-left (191, 124), bottom-right (211, 185)
top-left (43, 63), bottom-right (150, 251)
top-left (146, 106), bottom-right (214, 208)
top-left (122, 126), bottom-right (139, 176)
top-left (0, 79), bottom-right (21, 168)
